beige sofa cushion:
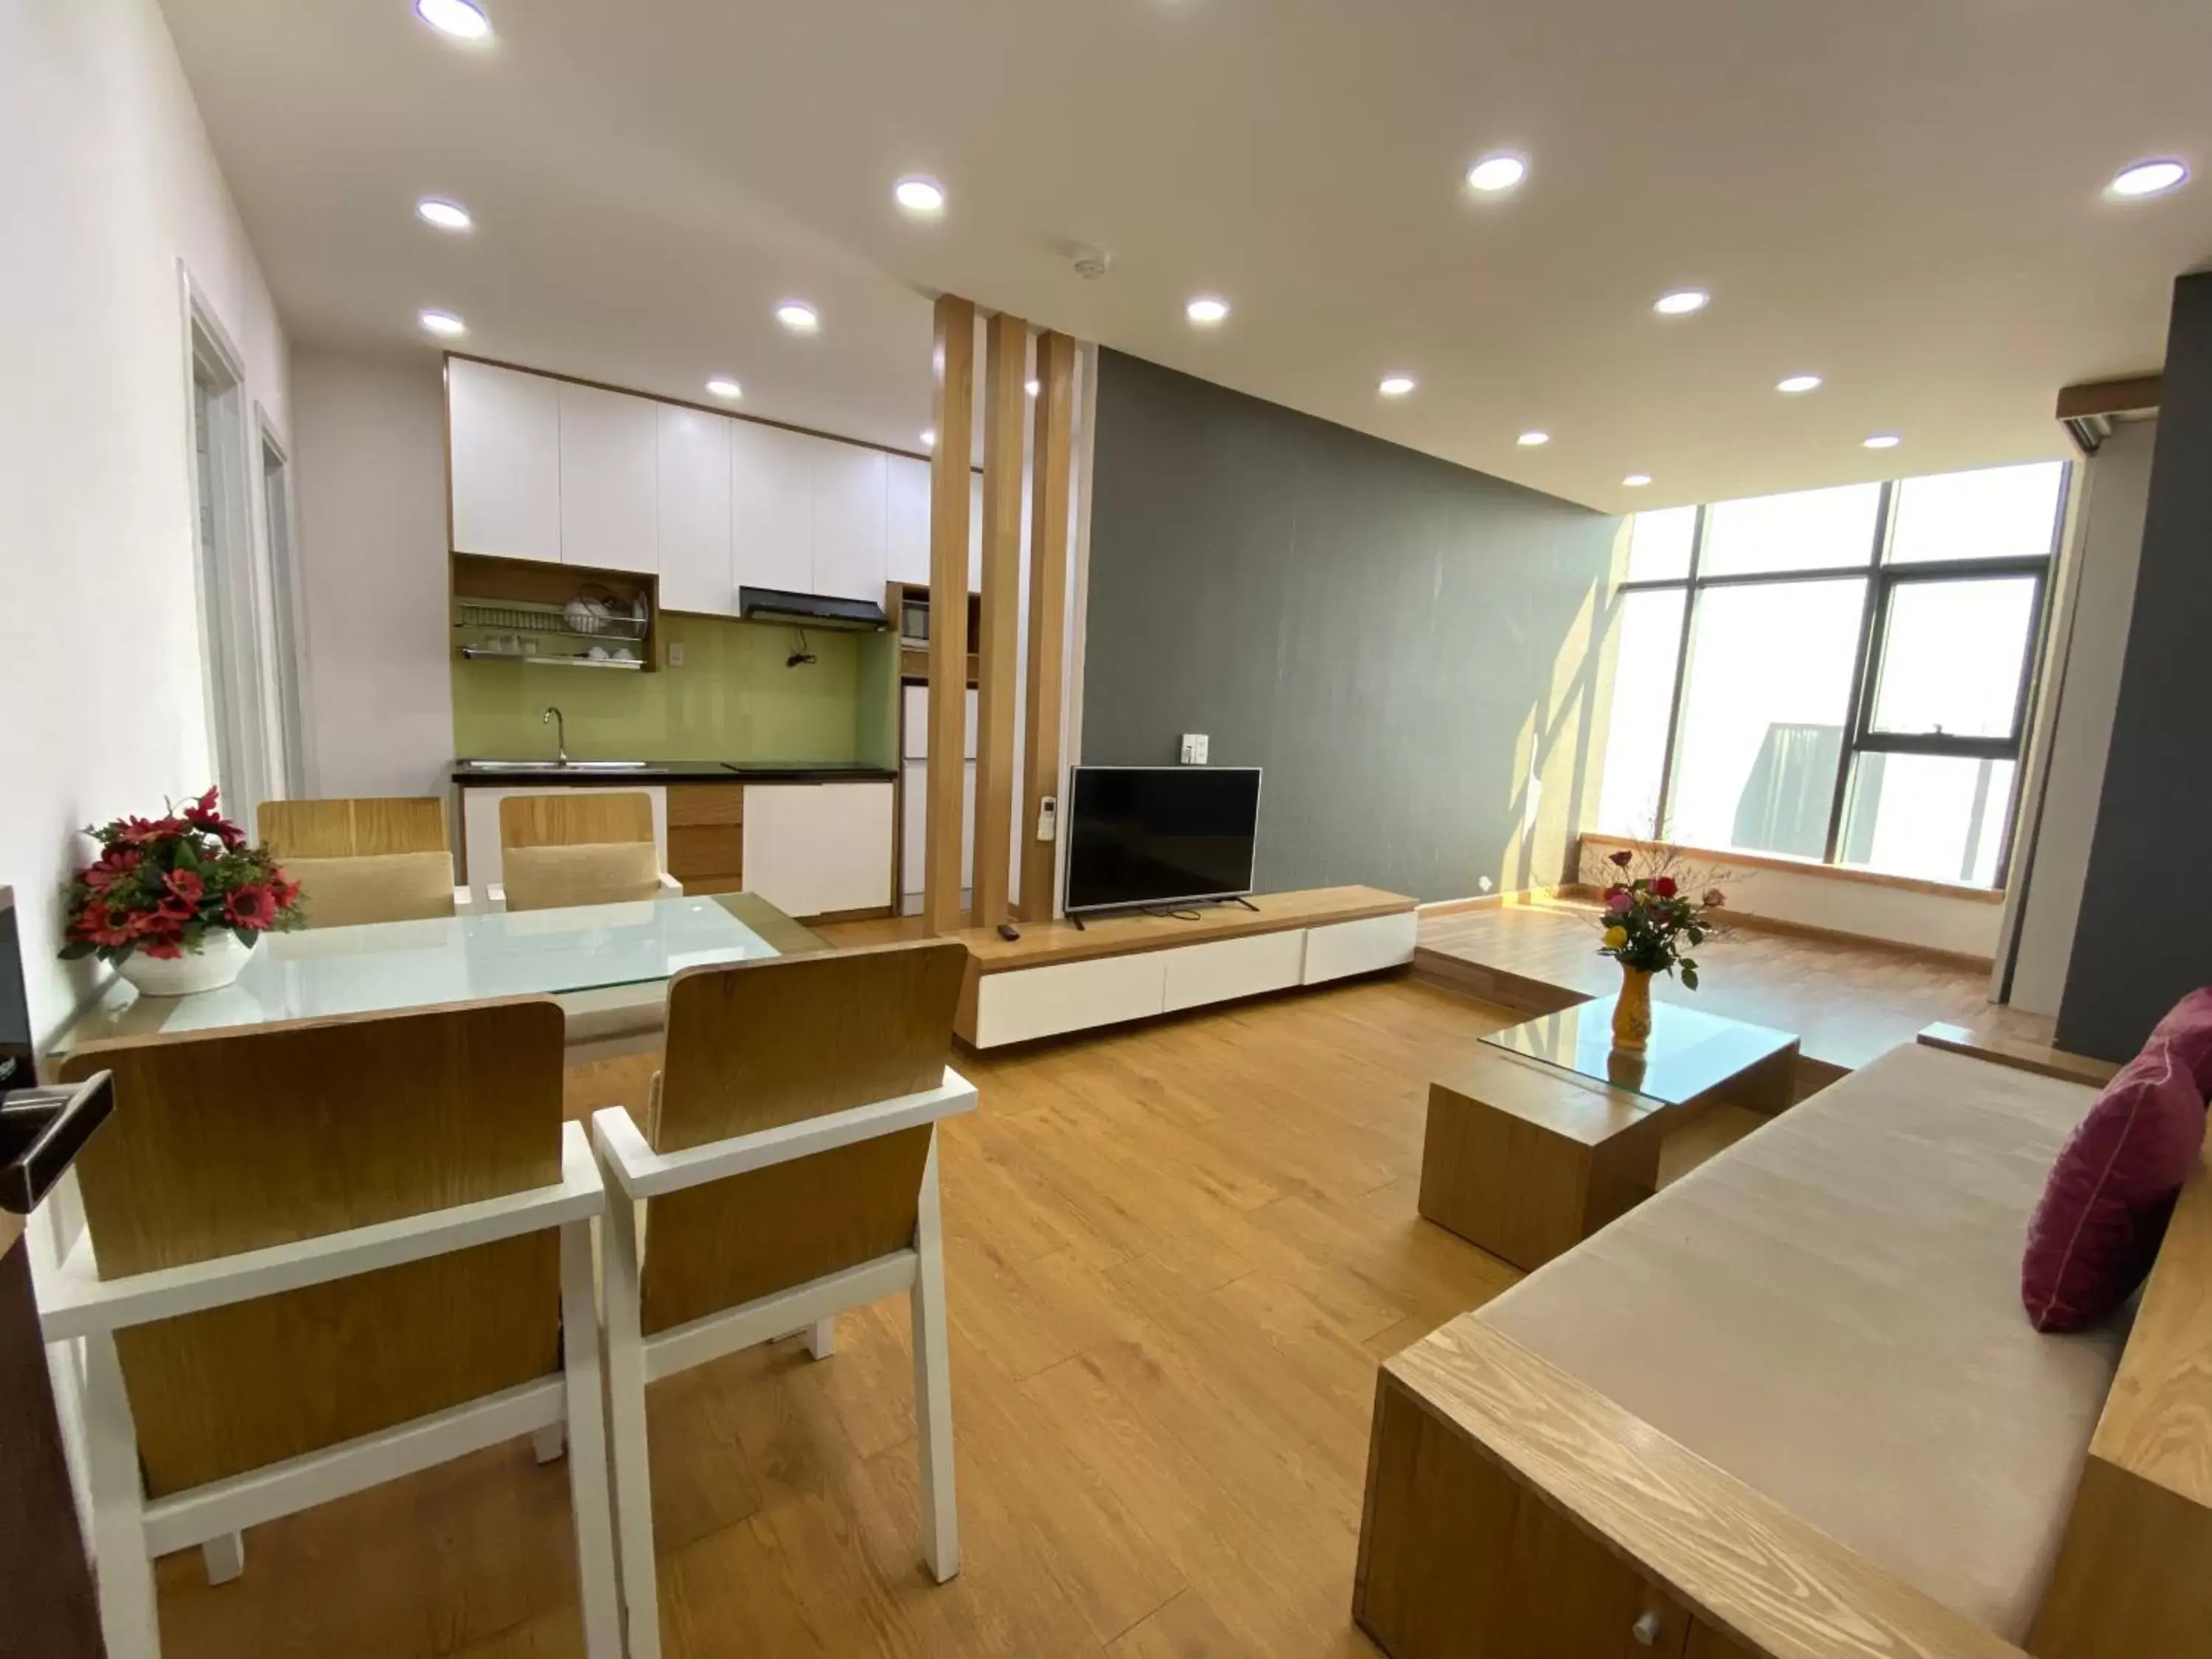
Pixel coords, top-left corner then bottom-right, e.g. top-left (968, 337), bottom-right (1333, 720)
top-left (502, 841), bottom-right (664, 912)
top-left (288, 852), bottom-right (456, 928)
top-left (1476, 1043), bottom-right (2124, 1643)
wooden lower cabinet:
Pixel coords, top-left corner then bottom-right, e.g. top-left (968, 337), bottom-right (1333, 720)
top-left (1357, 1371), bottom-right (1691, 1658)
top-left (1684, 1624), bottom-right (1759, 1659)
top-left (665, 783), bottom-right (745, 895)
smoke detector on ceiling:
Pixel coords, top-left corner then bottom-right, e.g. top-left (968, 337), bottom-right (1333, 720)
top-left (1071, 244), bottom-right (1112, 281)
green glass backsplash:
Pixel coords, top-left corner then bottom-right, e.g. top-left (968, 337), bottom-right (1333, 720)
top-left (452, 614), bottom-right (900, 766)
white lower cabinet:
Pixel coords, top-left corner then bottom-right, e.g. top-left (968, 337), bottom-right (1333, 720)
top-left (1161, 930), bottom-right (1308, 1012)
top-left (975, 953), bottom-right (1168, 1048)
top-left (1303, 912), bottom-right (1421, 984)
top-left (742, 782), bottom-right (894, 919)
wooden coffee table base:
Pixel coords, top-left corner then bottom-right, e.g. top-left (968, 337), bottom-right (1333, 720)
top-left (1419, 1042), bottom-right (1797, 1270)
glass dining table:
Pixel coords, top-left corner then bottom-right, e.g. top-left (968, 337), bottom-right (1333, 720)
top-left (55, 891), bottom-right (825, 1060)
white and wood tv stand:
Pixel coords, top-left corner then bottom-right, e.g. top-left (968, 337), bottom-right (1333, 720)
top-left (950, 887), bottom-right (1418, 1048)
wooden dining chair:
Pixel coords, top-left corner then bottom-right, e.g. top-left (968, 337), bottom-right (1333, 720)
top-left (589, 941), bottom-right (975, 1659)
top-left (260, 796), bottom-right (469, 927)
top-left (495, 792), bottom-right (681, 912)
top-left (37, 1001), bottom-right (621, 1659)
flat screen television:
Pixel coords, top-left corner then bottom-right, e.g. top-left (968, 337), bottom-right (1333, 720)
top-left (1064, 765), bottom-right (1262, 916)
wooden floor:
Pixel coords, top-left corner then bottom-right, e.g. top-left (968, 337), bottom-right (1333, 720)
top-left (1419, 896), bottom-right (2051, 1072)
top-left (153, 972), bottom-right (1526, 1659)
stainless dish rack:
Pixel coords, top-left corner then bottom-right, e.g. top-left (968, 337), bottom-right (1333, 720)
top-left (454, 597), bottom-right (650, 668)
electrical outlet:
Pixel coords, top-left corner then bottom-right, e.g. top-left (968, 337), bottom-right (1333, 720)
top-left (1180, 734), bottom-right (1209, 765)
top-left (667, 641), bottom-right (686, 667)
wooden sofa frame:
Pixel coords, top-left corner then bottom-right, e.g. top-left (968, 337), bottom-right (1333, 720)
top-left (1354, 1028), bottom-right (2212, 1659)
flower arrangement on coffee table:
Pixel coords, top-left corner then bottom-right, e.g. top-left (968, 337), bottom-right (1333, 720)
top-left (60, 788), bottom-right (302, 995)
top-left (1594, 845), bottom-right (1727, 1050)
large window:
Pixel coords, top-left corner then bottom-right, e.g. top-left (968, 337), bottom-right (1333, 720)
top-left (1594, 461), bottom-right (2066, 887)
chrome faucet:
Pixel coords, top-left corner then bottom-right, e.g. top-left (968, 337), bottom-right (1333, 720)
top-left (543, 706), bottom-right (567, 765)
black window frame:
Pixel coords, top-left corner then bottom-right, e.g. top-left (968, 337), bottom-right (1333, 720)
top-left (1619, 466), bottom-right (2069, 887)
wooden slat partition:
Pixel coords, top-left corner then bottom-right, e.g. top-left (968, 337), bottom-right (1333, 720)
top-left (2030, 1116), bottom-right (2212, 1659)
top-left (56, 1001), bottom-right (567, 1495)
top-left (973, 310), bottom-right (1028, 928)
top-left (636, 942), bottom-right (967, 1333)
top-left (260, 796), bottom-right (448, 860)
top-left (925, 296), bottom-right (976, 935)
top-left (1019, 331), bottom-right (1076, 921)
top-left (498, 790), bottom-right (654, 852)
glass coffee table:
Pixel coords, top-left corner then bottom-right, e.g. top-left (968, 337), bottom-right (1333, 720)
top-left (1420, 992), bottom-right (1798, 1270)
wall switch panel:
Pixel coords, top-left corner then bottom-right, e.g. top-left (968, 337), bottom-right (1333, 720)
top-left (667, 641), bottom-right (686, 667)
top-left (1180, 734), bottom-right (1209, 764)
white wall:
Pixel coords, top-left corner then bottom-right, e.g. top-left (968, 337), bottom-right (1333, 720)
top-left (2006, 420), bottom-right (2154, 1015)
top-left (1, 0), bottom-right (290, 1046)
top-left (290, 351), bottom-right (456, 801)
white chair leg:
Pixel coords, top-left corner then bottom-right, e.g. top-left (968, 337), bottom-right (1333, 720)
top-left (533, 1422), bottom-right (568, 1464)
top-left (600, 1194), bottom-right (663, 1659)
top-left (82, 1333), bottom-right (161, 1658)
top-left (558, 1220), bottom-right (623, 1659)
top-left (201, 1531), bottom-right (245, 1585)
top-left (910, 1131), bottom-right (959, 1583)
top-left (807, 1317), bottom-right (837, 1359)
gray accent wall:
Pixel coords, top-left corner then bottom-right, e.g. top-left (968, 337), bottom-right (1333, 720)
top-left (1080, 350), bottom-right (1621, 902)
top-left (2058, 272), bottom-right (2212, 1060)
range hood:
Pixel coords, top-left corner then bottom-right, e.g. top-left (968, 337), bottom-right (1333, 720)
top-left (738, 586), bottom-right (890, 631)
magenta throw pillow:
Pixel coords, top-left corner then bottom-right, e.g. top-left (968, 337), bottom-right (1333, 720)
top-left (2023, 1041), bottom-right (2207, 1334)
top-left (2149, 987), bottom-right (2212, 1095)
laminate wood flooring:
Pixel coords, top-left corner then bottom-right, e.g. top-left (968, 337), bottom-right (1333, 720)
top-left (153, 973), bottom-right (1524, 1659)
top-left (1419, 896), bottom-right (2052, 1071)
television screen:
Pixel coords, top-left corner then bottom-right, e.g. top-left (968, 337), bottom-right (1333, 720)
top-left (1064, 766), bottom-right (1262, 914)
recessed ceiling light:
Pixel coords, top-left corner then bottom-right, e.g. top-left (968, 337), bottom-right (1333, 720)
top-left (1623, 474), bottom-right (1653, 488)
top-left (2109, 159), bottom-right (2189, 200)
top-left (1026, 378), bottom-right (1040, 397)
top-left (418, 309), bottom-right (467, 338)
top-left (1654, 289), bottom-right (1710, 316)
top-left (1185, 296), bottom-right (1231, 327)
top-left (705, 378), bottom-right (742, 400)
top-left (919, 429), bottom-right (936, 448)
top-left (1776, 374), bottom-right (1823, 394)
top-left (1379, 375), bottom-right (1417, 397)
top-left (894, 177), bottom-right (946, 215)
top-left (1517, 431), bottom-right (1551, 447)
top-left (1863, 434), bottom-right (1902, 450)
top-left (415, 198), bottom-right (472, 232)
top-left (776, 302), bottom-right (819, 333)
top-left (1466, 154), bottom-right (1527, 194)
top-left (414, 0), bottom-right (490, 41)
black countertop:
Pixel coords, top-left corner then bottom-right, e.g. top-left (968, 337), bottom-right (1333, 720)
top-left (451, 759), bottom-right (897, 785)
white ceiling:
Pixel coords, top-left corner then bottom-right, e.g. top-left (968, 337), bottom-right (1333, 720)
top-left (161, 0), bottom-right (2212, 513)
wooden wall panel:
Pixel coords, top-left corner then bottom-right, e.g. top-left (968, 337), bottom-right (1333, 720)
top-left (1019, 331), bottom-right (1076, 921)
top-left (973, 310), bottom-right (1029, 928)
top-left (925, 296), bottom-right (976, 934)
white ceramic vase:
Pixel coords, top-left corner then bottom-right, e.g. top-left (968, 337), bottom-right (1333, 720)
top-left (114, 930), bottom-right (254, 998)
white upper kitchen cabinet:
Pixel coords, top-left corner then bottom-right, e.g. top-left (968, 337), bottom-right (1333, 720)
top-left (810, 442), bottom-right (889, 602)
top-left (448, 360), bottom-right (561, 563)
top-left (655, 403), bottom-right (734, 614)
top-left (886, 454), bottom-right (932, 586)
top-left (557, 383), bottom-right (659, 574)
top-left (729, 419), bottom-right (815, 596)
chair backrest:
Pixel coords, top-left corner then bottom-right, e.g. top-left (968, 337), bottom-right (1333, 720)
top-left (638, 941), bottom-right (968, 1335)
top-left (499, 791), bottom-right (654, 853)
top-left (288, 849), bottom-right (458, 927)
top-left (260, 796), bottom-right (448, 860)
top-left (57, 999), bottom-right (566, 1496)
top-left (502, 841), bottom-right (663, 912)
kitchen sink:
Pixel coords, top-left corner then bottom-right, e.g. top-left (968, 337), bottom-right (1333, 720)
top-left (459, 759), bottom-right (653, 772)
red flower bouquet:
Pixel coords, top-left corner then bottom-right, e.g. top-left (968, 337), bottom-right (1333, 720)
top-left (60, 789), bottom-right (302, 966)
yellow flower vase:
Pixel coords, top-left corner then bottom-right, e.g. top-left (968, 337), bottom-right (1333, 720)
top-left (1613, 967), bottom-right (1654, 1051)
